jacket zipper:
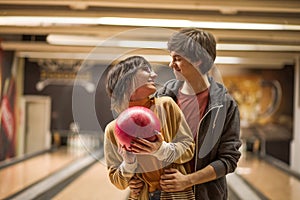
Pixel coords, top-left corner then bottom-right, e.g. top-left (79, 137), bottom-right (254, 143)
top-left (193, 105), bottom-right (223, 192)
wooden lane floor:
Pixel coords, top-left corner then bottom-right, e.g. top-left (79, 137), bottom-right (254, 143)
top-left (0, 147), bottom-right (87, 199)
top-left (53, 160), bottom-right (130, 200)
top-left (236, 152), bottom-right (300, 200)
top-left (54, 153), bottom-right (300, 200)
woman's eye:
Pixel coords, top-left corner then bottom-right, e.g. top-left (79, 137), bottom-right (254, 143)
top-left (143, 67), bottom-right (151, 73)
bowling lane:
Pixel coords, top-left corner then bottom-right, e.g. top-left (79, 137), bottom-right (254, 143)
top-left (236, 152), bottom-right (300, 200)
top-left (53, 160), bottom-right (130, 200)
top-left (0, 147), bottom-right (87, 199)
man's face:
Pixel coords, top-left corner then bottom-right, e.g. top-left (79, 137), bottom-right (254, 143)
top-left (169, 51), bottom-right (202, 81)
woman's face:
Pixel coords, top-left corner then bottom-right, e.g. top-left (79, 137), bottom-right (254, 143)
top-left (130, 65), bottom-right (157, 101)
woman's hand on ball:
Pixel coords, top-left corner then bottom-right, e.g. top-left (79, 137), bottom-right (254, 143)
top-left (118, 145), bottom-right (136, 164)
top-left (130, 131), bottom-right (163, 154)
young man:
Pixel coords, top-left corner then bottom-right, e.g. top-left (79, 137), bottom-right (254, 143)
top-left (129, 28), bottom-right (242, 199)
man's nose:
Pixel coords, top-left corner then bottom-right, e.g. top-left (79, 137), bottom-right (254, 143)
top-left (169, 61), bottom-right (174, 68)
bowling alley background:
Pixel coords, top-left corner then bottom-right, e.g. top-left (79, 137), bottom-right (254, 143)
top-left (0, 48), bottom-right (17, 161)
top-left (0, 47), bottom-right (295, 166)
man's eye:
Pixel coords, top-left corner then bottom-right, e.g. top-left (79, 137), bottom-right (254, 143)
top-left (174, 56), bottom-right (181, 61)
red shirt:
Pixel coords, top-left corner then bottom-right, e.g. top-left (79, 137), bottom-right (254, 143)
top-left (177, 88), bottom-right (209, 139)
top-left (177, 88), bottom-right (209, 171)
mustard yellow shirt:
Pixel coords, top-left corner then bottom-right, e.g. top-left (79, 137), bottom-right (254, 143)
top-left (104, 96), bottom-right (195, 199)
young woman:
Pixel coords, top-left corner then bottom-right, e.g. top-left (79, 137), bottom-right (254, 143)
top-left (104, 56), bottom-right (195, 200)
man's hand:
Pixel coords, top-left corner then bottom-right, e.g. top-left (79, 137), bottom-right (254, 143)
top-left (160, 168), bottom-right (191, 192)
top-left (129, 176), bottom-right (144, 198)
top-left (130, 131), bottom-right (163, 154)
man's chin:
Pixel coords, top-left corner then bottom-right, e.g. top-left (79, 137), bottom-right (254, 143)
top-left (174, 71), bottom-right (185, 81)
top-left (174, 74), bottom-right (185, 81)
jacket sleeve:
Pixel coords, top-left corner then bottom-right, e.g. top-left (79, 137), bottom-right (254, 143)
top-left (210, 95), bottom-right (242, 178)
top-left (104, 122), bottom-right (136, 190)
top-left (153, 97), bottom-right (195, 164)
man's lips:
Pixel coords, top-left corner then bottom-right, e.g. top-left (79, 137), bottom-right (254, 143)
top-left (173, 67), bottom-right (181, 72)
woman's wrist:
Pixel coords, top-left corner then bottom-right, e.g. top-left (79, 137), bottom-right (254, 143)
top-left (125, 156), bottom-right (136, 164)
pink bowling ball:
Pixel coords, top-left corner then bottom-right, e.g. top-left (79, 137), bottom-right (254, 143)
top-left (115, 106), bottom-right (161, 151)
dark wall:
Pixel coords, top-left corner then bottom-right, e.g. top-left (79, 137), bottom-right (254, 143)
top-left (24, 61), bottom-right (73, 131)
top-left (23, 59), bottom-right (113, 134)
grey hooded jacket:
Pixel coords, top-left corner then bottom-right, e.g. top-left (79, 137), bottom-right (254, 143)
top-left (156, 77), bottom-right (242, 200)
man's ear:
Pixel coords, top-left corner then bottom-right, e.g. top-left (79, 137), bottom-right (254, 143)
top-left (193, 60), bottom-right (202, 68)
top-left (193, 60), bottom-right (203, 73)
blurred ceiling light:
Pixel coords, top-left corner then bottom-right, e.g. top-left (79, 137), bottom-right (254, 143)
top-left (46, 34), bottom-right (167, 48)
top-left (47, 34), bottom-right (104, 46)
top-left (47, 34), bottom-right (300, 52)
top-left (36, 79), bottom-right (95, 93)
top-left (1, 16), bottom-right (300, 30)
top-left (217, 44), bottom-right (300, 51)
top-left (98, 17), bottom-right (190, 28)
top-left (0, 16), bottom-right (97, 26)
top-left (98, 17), bottom-right (300, 31)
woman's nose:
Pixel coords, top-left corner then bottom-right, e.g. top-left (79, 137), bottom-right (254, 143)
top-left (150, 71), bottom-right (158, 78)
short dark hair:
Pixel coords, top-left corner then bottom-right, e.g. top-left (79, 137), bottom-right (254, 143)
top-left (167, 28), bottom-right (216, 74)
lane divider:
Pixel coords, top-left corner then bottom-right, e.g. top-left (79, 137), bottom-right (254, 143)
top-left (5, 149), bottom-right (103, 200)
